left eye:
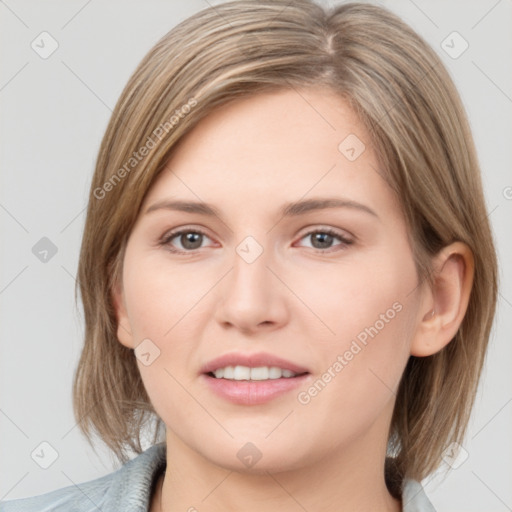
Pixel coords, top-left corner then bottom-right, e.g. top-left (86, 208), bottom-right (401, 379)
top-left (296, 229), bottom-right (353, 251)
top-left (161, 228), bottom-right (353, 253)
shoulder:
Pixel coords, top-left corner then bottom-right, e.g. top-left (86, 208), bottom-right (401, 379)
top-left (0, 443), bottom-right (166, 512)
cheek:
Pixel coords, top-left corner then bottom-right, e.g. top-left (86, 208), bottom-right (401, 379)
top-left (293, 247), bottom-right (417, 429)
top-left (122, 250), bottom-right (215, 341)
top-left (297, 242), bottom-right (417, 350)
top-left (121, 251), bottom-right (213, 416)
top-left (123, 263), bottom-right (204, 429)
top-left (293, 301), bottom-right (415, 453)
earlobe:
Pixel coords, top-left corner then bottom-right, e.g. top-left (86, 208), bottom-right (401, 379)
top-left (410, 242), bottom-right (474, 357)
top-left (111, 279), bottom-right (135, 349)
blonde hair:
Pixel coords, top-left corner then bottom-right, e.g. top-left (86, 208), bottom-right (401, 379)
top-left (73, 0), bottom-right (498, 489)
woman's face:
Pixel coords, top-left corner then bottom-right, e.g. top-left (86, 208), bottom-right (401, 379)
top-left (114, 87), bottom-right (427, 472)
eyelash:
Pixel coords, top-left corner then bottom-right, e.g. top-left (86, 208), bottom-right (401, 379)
top-left (159, 226), bottom-right (353, 255)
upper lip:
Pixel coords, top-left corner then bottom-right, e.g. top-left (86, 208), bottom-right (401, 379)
top-left (200, 352), bottom-right (310, 375)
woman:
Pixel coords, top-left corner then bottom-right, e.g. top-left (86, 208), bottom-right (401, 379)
top-left (1, 1), bottom-right (497, 511)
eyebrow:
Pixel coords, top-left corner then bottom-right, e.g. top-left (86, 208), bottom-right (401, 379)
top-left (145, 197), bottom-right (378, 219)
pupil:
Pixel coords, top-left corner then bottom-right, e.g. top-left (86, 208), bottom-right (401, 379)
top-left (182, 232), bottom-right (202, 249)
top-left (313, 232), bottom-right (332, 249)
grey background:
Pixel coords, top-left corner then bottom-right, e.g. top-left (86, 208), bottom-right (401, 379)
top-left (1, 0), bottom-right (511, 510)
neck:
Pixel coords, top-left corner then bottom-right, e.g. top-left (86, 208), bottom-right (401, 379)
top-left (155, 417), bottom-right (401, 512)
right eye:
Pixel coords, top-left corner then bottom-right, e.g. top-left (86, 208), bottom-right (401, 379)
top-left (160, 228), bottom-right (215, 254)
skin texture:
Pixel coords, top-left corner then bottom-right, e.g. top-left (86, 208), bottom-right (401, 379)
top-left (113, 87), bottom-right (474, 512)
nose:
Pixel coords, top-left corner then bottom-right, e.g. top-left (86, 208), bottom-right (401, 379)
top-left (214, 241), bottom-right (289, 334)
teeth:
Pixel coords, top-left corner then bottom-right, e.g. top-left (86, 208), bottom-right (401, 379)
top-left (213, 368), bottom-right (224, 379)
top-left (211, 365), bottom-right (299, 380)
top-left (250, 367), bottom-right (269, 380)
top-left (268, 367), bottom-right (282, 379)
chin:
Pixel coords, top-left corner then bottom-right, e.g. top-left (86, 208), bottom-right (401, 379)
top-left (197, 438), bottom-right (311, 474)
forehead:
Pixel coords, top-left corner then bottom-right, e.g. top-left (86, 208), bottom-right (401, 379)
top-left (143, 87), bottom-right (394, 219)
top-left (167, 87), bottom-right (371, 170)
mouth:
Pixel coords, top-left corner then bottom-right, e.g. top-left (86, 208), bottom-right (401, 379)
top-left (200, 352), bottom-right (311, 405)
top-left (201, 351), bottom-right (309, 376)
top-left (206, 365), bottom-right (308, 380)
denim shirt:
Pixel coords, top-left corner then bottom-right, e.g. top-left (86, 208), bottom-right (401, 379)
top-left (0, 443), bottom-right (436, 511)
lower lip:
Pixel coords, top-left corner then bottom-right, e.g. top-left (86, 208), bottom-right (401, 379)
top-left (201, 373), bottom-right (310, 405)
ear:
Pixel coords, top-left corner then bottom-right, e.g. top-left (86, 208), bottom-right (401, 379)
top-left (111, 278), bottom-right (135, 349)
top-left (410, 241), bottom-right (474, 357)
